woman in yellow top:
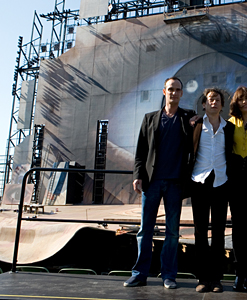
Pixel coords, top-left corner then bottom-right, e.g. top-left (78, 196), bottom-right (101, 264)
top-left (229, 86), bottom-right (247, 292)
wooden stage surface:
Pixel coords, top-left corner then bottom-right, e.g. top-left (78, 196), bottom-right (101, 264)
top-left (0, 204), bottom-right (233, 264)
top-left (0, 272), bottom-right (246, 300)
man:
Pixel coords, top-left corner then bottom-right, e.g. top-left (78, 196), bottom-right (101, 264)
top-left (190, 88), bottom-right (234, 293)
top-left (124, 77), bottom-right (195, 288)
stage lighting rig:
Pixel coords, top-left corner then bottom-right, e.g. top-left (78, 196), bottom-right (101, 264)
top-left (108, 3), bottom-right (117, 14)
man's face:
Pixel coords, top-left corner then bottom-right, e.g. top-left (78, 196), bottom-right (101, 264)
top-left (163, 79), bottom-right (183, 105)
top-left (203, 92), bottom-right (222, 115)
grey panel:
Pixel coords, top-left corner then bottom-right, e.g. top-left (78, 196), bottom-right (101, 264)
top-left (12, 135), bottom-right (33, 175)
top-left (79, 0), bottom-right (109, 19)
top-left (2, 184), bottom-right (34, 205)
top-left (44, 162), bottom-right (68, 205)
top-left (17, 80), bottom-right (35, 130)
top-left (30, 3), bottom-right (247, 204)
top-left (235, 70), bottom-right (247, 85)
top-left (203, 72), bottom-right (227, 87)
top-left (175, 52), bottom-right (247, 117)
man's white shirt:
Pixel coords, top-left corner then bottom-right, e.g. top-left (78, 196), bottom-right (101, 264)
top-left (192, 114), bottom-right (227, 188)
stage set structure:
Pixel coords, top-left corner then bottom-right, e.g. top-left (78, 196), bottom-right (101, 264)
top-left (2, 0), bottom-right (247, 207)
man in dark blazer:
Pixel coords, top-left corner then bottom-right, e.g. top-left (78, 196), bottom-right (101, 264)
top-left (124, 77), bottom-right (195, 288)
top-left (190, 88), bottom-right (234, 293)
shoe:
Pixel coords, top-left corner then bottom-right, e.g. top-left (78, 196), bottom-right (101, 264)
top-left (195, 281), bottom-right (210, 293)
top-left (164, 279), bottom-right (177, 289)
top-left (211, 281), bottom-right (223, 293)
top-left (123, 276), bottom-right (147, 287)
top-left (233, 276), bottom-right (245, 292)
top-left (244, 278), bottom-right (247, 291)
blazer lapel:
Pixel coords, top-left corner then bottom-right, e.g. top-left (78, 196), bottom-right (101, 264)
top-left (153, 109), bottom-right (162, 132)
top-left (178, 108), bottom-right (187, 135)
top-left (152, 109), bottom-right (163, 148)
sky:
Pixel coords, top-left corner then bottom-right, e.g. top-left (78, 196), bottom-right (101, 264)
top-left (0, 0), bottom-right (81, 157)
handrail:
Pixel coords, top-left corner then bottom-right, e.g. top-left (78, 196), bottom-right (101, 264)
top-left (19, 218), bottom-right (233, 228)
top-left (11, 167), bottom-right (133, 272)
top-left (11, 167), bottom-right (233, 273)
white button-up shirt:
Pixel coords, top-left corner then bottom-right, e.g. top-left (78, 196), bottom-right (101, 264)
top-left (192, 114), bottom-right (227, 188)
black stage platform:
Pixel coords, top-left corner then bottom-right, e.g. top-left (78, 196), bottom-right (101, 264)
top-left (0, 272), bottom-right (246, 300)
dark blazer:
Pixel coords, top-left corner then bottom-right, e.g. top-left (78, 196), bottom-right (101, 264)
top-left (189, 118), bottom-right (235, 179)
top-left (133, 107), bottom-right (195, 191)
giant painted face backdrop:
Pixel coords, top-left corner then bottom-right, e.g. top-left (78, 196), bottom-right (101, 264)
top-left (33, 3), bottom-right (247, 204)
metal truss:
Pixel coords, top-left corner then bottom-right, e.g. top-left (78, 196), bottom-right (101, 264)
top-left (107, 0), bottom-right (165, 19)
top-left (4, 11), bottom-right (43, 194)
top-left (39, 1), bottom-right (166, 31)
top-left (81, 0), bottom-right (166, 24)
top-left (78, 0), bottom-right (241, 25)
top-left (40, 0), bottom-right (80, 59)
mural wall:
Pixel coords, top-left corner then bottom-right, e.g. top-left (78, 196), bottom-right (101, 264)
top-left (18, 3), bottom-right (247, 204)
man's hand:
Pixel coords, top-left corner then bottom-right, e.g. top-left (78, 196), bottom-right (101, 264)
top-left (133, 179), bottom-right (142, 194)
top-left (189, 115), bottom-right (201, 127)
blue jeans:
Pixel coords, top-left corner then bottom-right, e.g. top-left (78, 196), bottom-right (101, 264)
top-left (132, 179), bottom-right (182, 281)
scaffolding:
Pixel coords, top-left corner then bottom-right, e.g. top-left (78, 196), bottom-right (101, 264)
top-left (30, 124), bottom-right (45, 202)
top-left (1, 0), bottom-right (243, 200)
top-left (2, 0), bottom-right (79, 200)
top-left (3, 11), bottom-right (43, 198)
top-left (92, 120), bottom-right (109, 204)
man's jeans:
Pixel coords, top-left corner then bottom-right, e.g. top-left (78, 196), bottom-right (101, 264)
top-left (132, 179), bottom-right (182, 281)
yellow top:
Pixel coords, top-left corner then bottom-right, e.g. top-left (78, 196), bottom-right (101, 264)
top-left (229, 116), bottom-right (247, 158)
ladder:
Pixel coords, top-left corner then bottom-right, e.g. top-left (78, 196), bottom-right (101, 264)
top-left (92, 120), bottom-right (108, 204)
top-left (45, 170), bottom-right (57, 205)
top-left (30, 124), bottom-right (45, 202)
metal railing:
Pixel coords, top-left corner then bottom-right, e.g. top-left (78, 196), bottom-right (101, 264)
top-left (11, 167), bottom-right (133, 272)
top-left (11, 167), bottom-right (233, 272)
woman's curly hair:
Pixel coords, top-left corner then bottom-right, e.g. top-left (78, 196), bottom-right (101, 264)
top-left (230, 86), bottom-right (247, 119)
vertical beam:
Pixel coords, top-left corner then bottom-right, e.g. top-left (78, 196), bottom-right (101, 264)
top-left (49, 0), bottom-right (66, 58)
top-left (4, 11), bottom-right (43, 193)
top-left (4, 36), bottom-right (23, 191)
top-left (92, 120), bottom-right (108, 204)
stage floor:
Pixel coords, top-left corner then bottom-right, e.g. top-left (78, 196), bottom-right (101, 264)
top-left (0, 272), bottom-right (246, 300)
top-left (0, 204), bottom-right (233, 264)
